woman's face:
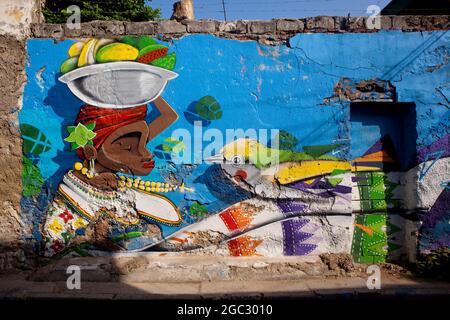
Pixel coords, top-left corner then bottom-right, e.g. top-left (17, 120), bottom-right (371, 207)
top-left (96, 121), bottom-right (155, 176)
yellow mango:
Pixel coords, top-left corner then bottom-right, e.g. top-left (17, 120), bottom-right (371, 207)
top-left (95, 43), bottom-right (139, 63)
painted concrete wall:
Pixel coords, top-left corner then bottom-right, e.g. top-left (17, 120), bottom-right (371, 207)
top-left (19, 30), bottom-right (449, 263)
top-left (0, 0), bottom-right (41, 38)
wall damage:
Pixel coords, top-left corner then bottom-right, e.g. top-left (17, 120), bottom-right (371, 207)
top-left (0, 14), bottom-right (449, 271)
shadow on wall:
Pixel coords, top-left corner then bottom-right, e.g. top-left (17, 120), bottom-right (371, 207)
top-left (350, 102), bottom-right (419, 264)
top-left (43, 74), bottom-right (83, 191)
top-left (350, 102), bottom-right (418, 171)
top-left (19, 75), bottom-right (83, 259)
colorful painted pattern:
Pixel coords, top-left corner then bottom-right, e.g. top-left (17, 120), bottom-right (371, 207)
top-left (19, 31), bottom-right (450, 260)
top-left (352, 214), bottom-right (402, 263)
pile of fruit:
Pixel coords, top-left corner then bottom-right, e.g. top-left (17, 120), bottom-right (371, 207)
top-left (60, 36), bottom-right (176, 74)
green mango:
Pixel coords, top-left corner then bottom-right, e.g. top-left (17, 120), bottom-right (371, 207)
top-left (60, 56), bottom-right (78, 74)
top-left (120, 35), bottom-right (139, 47)
top-left (136, 36), bottom-right (158, 50)
top-left (150, 53), bottom-right (176, 70)
top-left (120, 35), bottom-right (157, 50)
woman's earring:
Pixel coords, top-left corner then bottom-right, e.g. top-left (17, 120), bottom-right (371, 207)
top-left (73, 161), bottom-right (94, 179)
top-left (89, 158), bottom-right (96, 176)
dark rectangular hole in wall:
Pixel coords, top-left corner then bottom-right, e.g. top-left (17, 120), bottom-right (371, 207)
top-left (350, 102), bottom-right (417, 171)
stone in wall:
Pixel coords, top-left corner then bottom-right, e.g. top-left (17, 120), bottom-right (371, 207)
top-left (0, 0), bottom-right (42, 38)
top-left (28, 16), bottom-right (450, 44)
top-left (0, 35), bottom-right (27, 269)
top-left (324, 78), bottom-right (397, 103)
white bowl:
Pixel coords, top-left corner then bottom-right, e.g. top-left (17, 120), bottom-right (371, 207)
top-left (58, 62), bottom-right (178, 108)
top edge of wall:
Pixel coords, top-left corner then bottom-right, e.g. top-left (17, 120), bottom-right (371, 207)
top-left (29, 16), bottom-right (450, 43)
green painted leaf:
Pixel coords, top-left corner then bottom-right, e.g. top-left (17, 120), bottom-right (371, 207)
top-left (22, 156), bottom-right (44, 197)
top-left (112, 232), bottom-right (144, 242)
top-left (195, 96), bottom-right (223, 121)
top-left (20, 124), bottom-right (52, 155)
top-left (330, 169), bottom-right (348, 176)
top-left (65, 123), bottom-right (96, 149)
top-left (121, 35), bottom-right (157, 50)
top-left (327, 177), bottom-right (343, 186)
top-left (85, 122), bottom-right (96, 131)
top-left (189, 202), bottom-right (208, 218)
top-left (274, 130), bottom-right (299, 150)
top-left (162, 137), bottom-right (185, 153)
top-left (303, 144), bottom-right (342, 158)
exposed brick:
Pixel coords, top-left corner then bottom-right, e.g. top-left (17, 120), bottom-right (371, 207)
top-left (158, 20), bottom-right (187, 34)
top-left (124, 22), bottom-right (156, 35)
top-left (23, 16), bottom-right (450, 40)
top-left (380, 16), bottom-right (392, 29)
top-left (348, 16), bottom-right (367, 32)
top-left (185, 20), bottom-right (216, 33)
top-left (276, 19), bottom-right (304, 32)
top-left (392, 16), bottom-right (420, 31)
top-left (432, 15), bottom-right (450, 29)
top-left (63, 21), bottom-right (125, 38)
top-left (421, 15), bottom-right (450, 30)
top-left (89, 21), bottom-right (125, 37)
top-left (64, 21), bottom-right (125, 38)
top-left (249, 21), bottom-right (276, 34)
top-left (334, 17), bottom-right (349, 32)
top-left (218, 21), bottom-right (247, 33)
top-left (305, 16), bottom-right (336, 32)
top-left (0, 35), bottom-right (26, 270)
top-left (30, 23), bottom-right (63, 38)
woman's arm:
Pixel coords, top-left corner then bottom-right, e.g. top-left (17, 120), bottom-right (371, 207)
top-left (147, 96), bottom-right (179, 142)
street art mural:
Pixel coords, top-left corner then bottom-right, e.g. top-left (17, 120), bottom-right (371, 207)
top-left (20, 31), bottom-right (449, 261)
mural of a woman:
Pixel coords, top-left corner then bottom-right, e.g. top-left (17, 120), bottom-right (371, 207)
top-left (41, 36), bottom-right (184, 257)
top-left (42, 97), bottom-right (181, 257)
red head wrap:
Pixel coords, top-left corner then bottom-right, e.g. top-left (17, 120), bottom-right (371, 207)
top-left (75, 104), bottom-right (147, 159)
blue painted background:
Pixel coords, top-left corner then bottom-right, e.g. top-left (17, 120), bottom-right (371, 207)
top-left (21, 30), bottom-right (450, 247)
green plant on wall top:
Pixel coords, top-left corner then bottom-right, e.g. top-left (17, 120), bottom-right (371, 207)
top-left (43, 0), bottom-right (161, 23)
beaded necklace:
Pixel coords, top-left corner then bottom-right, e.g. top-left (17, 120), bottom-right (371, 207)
top-left (70, 161), bottom-right (194, 195)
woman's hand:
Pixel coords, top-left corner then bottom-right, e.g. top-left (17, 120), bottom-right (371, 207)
top-left (147, 96), bottom-right (179, 142)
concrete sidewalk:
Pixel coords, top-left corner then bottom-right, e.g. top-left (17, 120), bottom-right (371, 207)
top-left (1, 274), bottom-right (450, 299)
top-left (1, 255), bottom-right (448, 299)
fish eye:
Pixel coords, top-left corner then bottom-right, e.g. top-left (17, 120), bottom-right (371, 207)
top-left (230, 155), bottom-right (244, 166)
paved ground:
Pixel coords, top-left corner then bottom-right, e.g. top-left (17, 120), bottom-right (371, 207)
top-left (1, 255), bottom-right (448, 299)
top-left (1, 273), bottom-right (449, 299)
